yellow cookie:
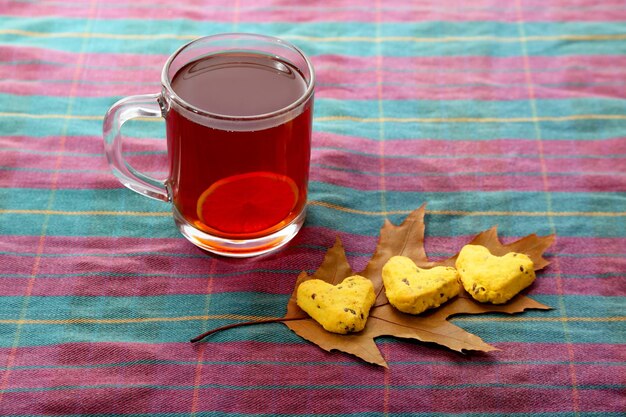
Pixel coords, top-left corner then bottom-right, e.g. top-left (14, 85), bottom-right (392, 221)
top-left (382, 256), bottom-right (460, 315)
top-left (296, 275), bottom-right (376, 334)
top-left (456, 245), bottom-right (536, 304)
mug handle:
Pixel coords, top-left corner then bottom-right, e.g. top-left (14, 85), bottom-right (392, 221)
top-left (103, 93), bottom-right (169, 202)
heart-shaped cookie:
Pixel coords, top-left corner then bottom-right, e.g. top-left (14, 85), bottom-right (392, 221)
top-left (296, 275), bottom-right (375, 334)
top-left (456, 245), bottom-right (536, 304)
top-left (382, 256), bottom-right (460, 315)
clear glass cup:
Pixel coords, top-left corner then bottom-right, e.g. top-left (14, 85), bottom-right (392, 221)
top-left (103, 33), bottom-right (315, 257)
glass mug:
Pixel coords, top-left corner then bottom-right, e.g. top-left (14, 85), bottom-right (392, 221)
top-left (103, 34), bottom-right (315, 257)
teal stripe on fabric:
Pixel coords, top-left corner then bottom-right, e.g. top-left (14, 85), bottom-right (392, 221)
top-left (0, 93), bottom-right (165, 139)
top-left (117, 114), bottom-right (626, 141)
top-left (312, 182), bottom-right (626, 212)
top-left (2, 95), bottom-right (625, 119)
top-left (0, 293), bottom-right (289, 320)
top-left (0, 319), bottom-right (623, 347)
top-left (2, 17), bottom-right (625, 56)
top-left (316, 99), bottom-right (626, 141)
top-left (0, 294), bottom-right (620, 320)
top-left (2, 93), bottom-right (626, 140)
top-left (1, 187), bottom-right (624, 238)
top-left (0, 294), bottom-right (622, 347)
top-left (310, 183), bottom-right (626, 237)
top-left (5, 17), bottom-right (626, 39)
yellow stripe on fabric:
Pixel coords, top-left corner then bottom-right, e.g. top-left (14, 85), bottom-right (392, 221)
top-left (3, 206), bottom-right (625, 218)
top-left (454, 316), bottom-right (626, 323)
top-left (0, 112), bottom-right (153, 122)
top-left (374, 1), bottom-right (388, 226)
top-left (0, 314), bottom-right (268, 325)
top-left (315, 114), bottom-right (626, 123)
top-left (374, 1), bottom-right (391, 410)
top-left (1, 209), bottom-right (171, 216)
top-left (286, 33), bottom-right (626, 43)
top-left (191, 257), bottom-right (218, 417)
top-left (2, 112), bottom-right (626, 123)
top-left (0, 29), bottom-right (197, 40)
top-left (308, 201), bottom-right (626, 217)
top-left (515, 1), bottom-right (581, 410)
top-left (0, 315), bottom-right (622, 326)
top-left (2, 29), bottom-right (626, 43)
top-left (0, 1), bottom-right (100, 406)
top-left (0, 112), bottom-right (102, 120)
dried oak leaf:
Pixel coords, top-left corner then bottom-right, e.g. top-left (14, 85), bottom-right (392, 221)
top-left (283, 205), bottom-right (555, 368)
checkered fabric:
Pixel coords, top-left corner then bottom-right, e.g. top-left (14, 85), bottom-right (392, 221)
top-left (0, 0), bottom-right (624, 415)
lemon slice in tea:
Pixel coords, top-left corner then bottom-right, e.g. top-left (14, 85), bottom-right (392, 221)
top-left (196, 171), bottom-right (299, 235)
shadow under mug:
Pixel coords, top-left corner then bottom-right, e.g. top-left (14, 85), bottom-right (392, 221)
top-left (103, 33), bottom-right (315, 257)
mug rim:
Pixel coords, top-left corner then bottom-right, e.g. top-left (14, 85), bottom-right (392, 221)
top-left (161, 33), bottom-right (315, 122)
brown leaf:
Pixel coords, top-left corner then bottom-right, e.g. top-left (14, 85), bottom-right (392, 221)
top-left (283, 238), bottom-right (390, 366)
top-left (283, 206), bottom-right (555, 367)
top-left (361, 204), bottom-right (428, 307)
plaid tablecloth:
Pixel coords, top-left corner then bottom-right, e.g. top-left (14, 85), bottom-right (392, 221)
top-left (1, 0), bottom-right (624, 415)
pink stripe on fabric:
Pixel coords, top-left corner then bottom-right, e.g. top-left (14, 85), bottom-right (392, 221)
top-left (0, 266), bottom-right (620, 297)
top-left (2, 229), bottom-right (624, 259)
top-left (6, 49), bottom-right (617, 75)
top-left (5, 164), bottom-right (623, 192)
top-left (2, 48), bottom-right (626, 100)
top-left (317, 53), bottom-right (626, 100)
top-left (0, 172), bottom-right (123, 190)
top-left (0, 233), bottom-right (623, 297)
top-left (3, 0), bottom-right (626, 22)
top-left (6, 145), bottom-right (622, 185)
top-left (0, 46), bottom-right (167, 70)
top-left (533, 276), bottom-right (626, 297)
top-left (2, 77), bottom-right (623, 101)
top-left (0, 341), bottom-right (622, 414)
top-left (390, 388), bottom-right (618, 413)
top-left (1, 151), bottom-right (166, 173)
top-left (4, 362), bottom-right (621, 393)
top-left (1, 136), bottom-right (164, 155)
top-left (7, 0), bottom-right (622, 8)
top-left (3, 135), bottom-right (624, 191)
top-left (2, 341), bottom-right (623, 372)
top-left (314, 135), bottom-right (626, 158)
top-left (1, 135), bottom-right (167, 189)
top-left (313, 149), bottom-right (625, 175)
top-left (0, 376), bottom-right (620, 414)
top-left (310, 169), bottom-right (626, 192)
top-left (6, 135), bottom-right (625, 161)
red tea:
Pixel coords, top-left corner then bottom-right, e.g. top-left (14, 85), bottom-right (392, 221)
top-left (166, 52), bottom-right (312, 239)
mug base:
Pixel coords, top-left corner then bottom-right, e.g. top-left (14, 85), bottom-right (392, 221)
top-left (173, 207), bottom-right (306, 257)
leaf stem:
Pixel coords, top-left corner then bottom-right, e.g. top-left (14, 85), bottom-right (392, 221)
top-left (190, 317), bottom-right (302, 343)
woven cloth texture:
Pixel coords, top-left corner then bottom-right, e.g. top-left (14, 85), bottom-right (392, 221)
top-left (0, 0), bottom-right (624, 415)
